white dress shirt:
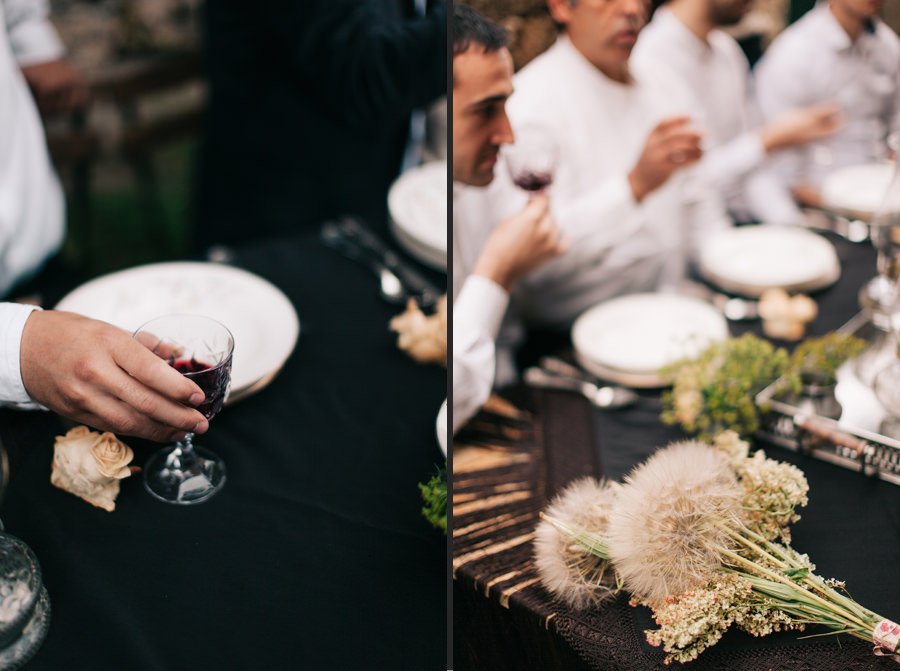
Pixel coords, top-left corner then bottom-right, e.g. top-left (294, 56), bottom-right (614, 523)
top-left (0, 0), bottom-right (66, 407)
top-left (0, 0), bottom-right (65, 298)
top-left (444, 204), bottom-right (511, 445)
top-left (632, 7), bottom-right (800, 224)
top-left (454, 36), bottom-right (731, 332)
top-left (754, 2), bottom-right (900, 189)
top-left (0, 302), bottom-right (39, 405)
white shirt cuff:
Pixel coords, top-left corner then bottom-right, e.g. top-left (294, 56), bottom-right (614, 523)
top-left (0, 303), bottom-right (41, 406)
top-left (454, 275), bottom-right (510, 342)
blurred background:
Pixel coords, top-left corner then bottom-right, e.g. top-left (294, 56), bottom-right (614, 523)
top-left (467, 0), bottom-right (900, 69)
top-left (44, 0), bottom-right (202, 276)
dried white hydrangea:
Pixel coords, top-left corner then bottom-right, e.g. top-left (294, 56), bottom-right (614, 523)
top-left (642, 574), bottom-right (802, 665)
top-left (735, 450), bottom-right (809, 543)
top-left (712, 430), bottom-right (750, 469)
top-left (534, 477), bottom-right (620, 609)
top-left (608, 442), bottom-right (743, 602)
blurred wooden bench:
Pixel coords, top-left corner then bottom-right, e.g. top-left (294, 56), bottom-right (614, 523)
top-left (43, 51), bottom-right (203, 265)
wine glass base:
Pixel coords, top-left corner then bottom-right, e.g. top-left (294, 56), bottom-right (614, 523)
top-left (143, 445), bottom-right (226, 505)
top-left (859, 275), bottom-right (899, 329)
top-left (0, 587), bottom-right (50, 671)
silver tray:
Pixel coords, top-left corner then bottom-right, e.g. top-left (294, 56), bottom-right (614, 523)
top-left (756, 312), bottom-right (900, 485)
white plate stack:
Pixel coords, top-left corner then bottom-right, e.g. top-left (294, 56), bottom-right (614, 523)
top-left (571, 293), bottom-right (729, 388)
top-left (388, 161), bottom-right (447, 271)
top-left (821, 162), bottom-right (894, 220)
top-left (698, 226), bottom-right (841, 297)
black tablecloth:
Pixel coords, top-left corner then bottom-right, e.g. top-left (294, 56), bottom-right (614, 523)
top-left (1, 231), bottom-right (447, 670)
top-left (454, 233), bottom-right (900, 670)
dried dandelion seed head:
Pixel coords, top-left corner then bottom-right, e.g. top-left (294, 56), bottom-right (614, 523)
top-left (608, 441), bottom-right (743, 602)
top-left (534, 477), bottom-right (620, 609)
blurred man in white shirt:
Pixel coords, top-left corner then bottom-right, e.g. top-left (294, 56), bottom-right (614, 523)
top-left (445, 4), bottom-right (565, 449)
top-left (633, 0), bottom-right (841, 224)
top-left (754, 0), bottom-right (900, 206)
top-left (454, 0), bottom-right (731, 335)
top-left (0, 0), bottom-right (206, 442)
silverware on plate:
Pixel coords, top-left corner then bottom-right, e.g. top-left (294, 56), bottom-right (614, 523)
top-left (524, 366), bottom-right (638, 409)
top-left (321, 221), bottom-right (411, 305)
top-left (322, 217), bottom-right (441, 308)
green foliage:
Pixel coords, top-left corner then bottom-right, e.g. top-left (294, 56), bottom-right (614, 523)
top-left (787, 333), bottom-right (867, 383)
top-left (662, 334), bottom-right (790, 441)
top-left (662, 332), bottom-right (870, 441)
top-left (419, 463), bottom-right (447, 533)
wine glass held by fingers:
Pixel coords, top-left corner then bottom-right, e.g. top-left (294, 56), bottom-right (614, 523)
top-left (133, 314), bottom-right (234, 505)
top-left (505, 126), bottom-right (559, 195)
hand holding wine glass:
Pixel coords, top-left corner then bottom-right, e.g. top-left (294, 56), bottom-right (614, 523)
top-left (505, 126), bottom-right (559, 196)
top-left (20, 310), bottom-right (208, 442)
top-left (134, 314), bottom-right (234, 505)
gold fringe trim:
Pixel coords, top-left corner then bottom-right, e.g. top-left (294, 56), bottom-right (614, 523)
top-left (453, 511), bottom-right (536, 539)
top-left (499, 576), bottom-right (542, 608)
top-left (453, 446), bottom-right (531, 473)
top-left (452, 490), bottom-right (532, 516)
top-left (453, 532), bottom-right (534, 575)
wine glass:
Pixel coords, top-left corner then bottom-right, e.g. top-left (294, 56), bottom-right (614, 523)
top-left (873, 284), bottom-right (900, 438)
top-left (859, 133), bottom-right (900, 321)
top-left (134, 314), bottom-right (234, 505)
top-left (0, 430), bottom-right (50, 666)
top-left (505, 125), bottom-right (558, 196)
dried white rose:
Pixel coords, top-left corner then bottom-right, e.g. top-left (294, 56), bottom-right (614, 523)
top-left (51, 426), bottom-right (136, 512)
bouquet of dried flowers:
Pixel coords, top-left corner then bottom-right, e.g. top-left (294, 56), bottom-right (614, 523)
top-left (663, 333), bottom-right (867, 441)
top-left (535, 432), bottom-right (899, 665)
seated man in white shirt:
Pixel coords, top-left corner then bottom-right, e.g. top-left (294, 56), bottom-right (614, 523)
top-left (0, 1), bottom-right (208, 442)
top-left (754, 0), bottom-right (900, 207)
top-left (446, 5), bottom-right (565, 446)
top-left (454, 0), bottom-right (732, 336)
top-left (632, 0), bottom-right (842, 224)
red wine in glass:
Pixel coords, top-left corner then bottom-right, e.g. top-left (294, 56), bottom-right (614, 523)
top-left (168, 356), bottom-right (232, 420)
top-left (513, 171), bottom-right (554, 193)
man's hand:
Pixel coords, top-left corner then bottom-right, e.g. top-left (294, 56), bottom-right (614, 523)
top-left (20, 311), bottom-right (209, 442)
top-left (473, 195), bottom-right (566, 291)
top-left (628, 116), bottom-right (703, 202)
top-left (791, 183), bottom-right (824, 209)
top-left (20, 58), bottom-right (89, 115)
top-left (761, 102), bottom-right (842, 154)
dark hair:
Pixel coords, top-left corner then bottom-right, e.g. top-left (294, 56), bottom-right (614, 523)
top-left (453, 4), bottom-right (507, 56)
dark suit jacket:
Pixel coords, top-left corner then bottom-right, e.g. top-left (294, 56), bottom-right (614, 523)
top-left (195, 0), bottom-right (446, 251)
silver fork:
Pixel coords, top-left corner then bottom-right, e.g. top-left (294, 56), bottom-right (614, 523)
top-left (524, 367), bottom-right (638, 409)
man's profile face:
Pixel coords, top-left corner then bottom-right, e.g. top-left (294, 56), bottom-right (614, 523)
top-left (549, 0), bottom-right (649, 82)
top-left (708, 0), bottom-right (752, 26)
top-left (832, 0), bottom-right (883, 21)
top-left (452, 46), bottom-right (515, 187)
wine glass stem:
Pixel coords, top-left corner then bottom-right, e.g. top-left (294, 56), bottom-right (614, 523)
top-left (177, 432), bottom-right (197, 463)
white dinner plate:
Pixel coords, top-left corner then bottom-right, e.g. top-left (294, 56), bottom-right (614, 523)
top-left (698, 226), bottom-right (840, 297)
top-left (821, 162), bottom-right (894, 219)
top-left (388, 161), bottom-right (447, 271)
top-left (572, 293), bottom-right (729, 388)
top-left (55, 262), bottom-right (300, 402)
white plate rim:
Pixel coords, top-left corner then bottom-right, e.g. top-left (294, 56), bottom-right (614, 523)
top-left (55, 261), bottom-right (300, 403)
top-left (571, 293), bottom-right (728, 384)
top-left (388, 161), bottom-right (447, 260)
top-left (698, 226), bottom-right (841, 297)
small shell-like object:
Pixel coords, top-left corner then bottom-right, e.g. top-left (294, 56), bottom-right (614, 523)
top-left (389, 295), bottom-right (447, 366)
